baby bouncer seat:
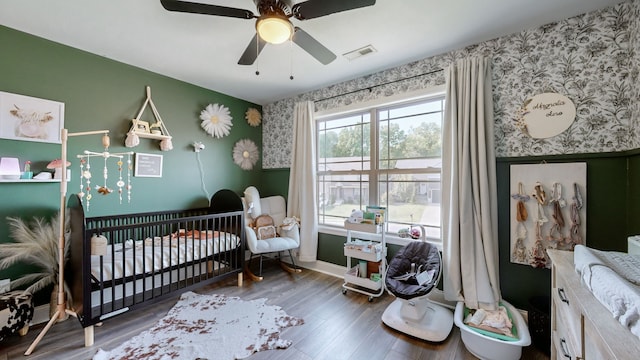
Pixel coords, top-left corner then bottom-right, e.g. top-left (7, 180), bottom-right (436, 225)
top-left (382, 241), bottom-right (453, 342)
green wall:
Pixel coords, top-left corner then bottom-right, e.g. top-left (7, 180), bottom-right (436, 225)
top-left (0, 25), bottom-right (262, 283)
top-left (628, 152), bottom-right (640, 235)
top-left (265, 150), bottom-right (640, 310)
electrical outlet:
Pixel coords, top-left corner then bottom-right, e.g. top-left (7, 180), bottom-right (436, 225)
top-left (0, 278), bottom-right (10, 293)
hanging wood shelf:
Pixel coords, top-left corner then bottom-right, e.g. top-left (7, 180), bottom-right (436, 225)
top-left (125, 86), bottom-right (173, 150)
top-left (129, 119), bottom-right (171, 140)
top-left (134, 132), bottom-right (172, 140)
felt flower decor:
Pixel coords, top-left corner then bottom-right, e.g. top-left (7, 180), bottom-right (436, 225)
top-left (245, 108), bottom-right (262, 127)
top-left (200, 103), bottom-right (232, 138)
top-left (232, 139), bottom-right (259, 170)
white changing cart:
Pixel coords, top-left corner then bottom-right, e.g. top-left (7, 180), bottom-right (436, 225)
top-left (342, 221), bottom-right (386, 302)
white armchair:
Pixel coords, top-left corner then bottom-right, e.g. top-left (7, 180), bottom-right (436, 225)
top-left (242, 194), bottom-right (301, 281)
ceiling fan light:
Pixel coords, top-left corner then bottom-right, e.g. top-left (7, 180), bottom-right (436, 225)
top-left (256, 16), bottom-right (293, 44)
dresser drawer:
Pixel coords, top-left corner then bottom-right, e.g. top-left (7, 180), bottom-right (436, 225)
top-left (583, 317), bottom-right (615, 360)
top-left (553, 274), bottom-right (583, 358)
top-left (553, 316), bottom-right (579, 360)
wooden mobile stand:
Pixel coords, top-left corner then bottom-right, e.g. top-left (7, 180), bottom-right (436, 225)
top-left (25, 129), bottom-right (130, 355)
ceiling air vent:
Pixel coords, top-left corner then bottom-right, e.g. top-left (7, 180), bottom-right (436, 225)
top-left (343, 45), bottom-right (377, 61)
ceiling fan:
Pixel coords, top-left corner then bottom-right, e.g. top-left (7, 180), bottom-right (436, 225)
top-left (160, 0), bottom-right (376, 66)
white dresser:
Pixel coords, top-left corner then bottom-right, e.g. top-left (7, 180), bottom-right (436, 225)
top-left (547, 249), bottom-right (640, 359)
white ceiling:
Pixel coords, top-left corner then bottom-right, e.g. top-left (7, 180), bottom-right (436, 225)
top-left (0, 0), bottom-right (623, 105)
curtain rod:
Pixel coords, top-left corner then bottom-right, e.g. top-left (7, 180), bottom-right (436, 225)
top-left (314, 68), bottom-right (444, 103)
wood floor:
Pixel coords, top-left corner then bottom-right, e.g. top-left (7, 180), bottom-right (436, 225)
top-left (1, 264), bottom-right (550, 360)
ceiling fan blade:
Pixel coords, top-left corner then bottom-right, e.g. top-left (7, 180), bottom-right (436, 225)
top-left (160, 0), bottom-right (254, 19)
top-left (238, 34), bottom-right (267, 65)
top-left (292, 0), bottom-right (375, 20)
top-left (292, 27), bottom-right (336, 65)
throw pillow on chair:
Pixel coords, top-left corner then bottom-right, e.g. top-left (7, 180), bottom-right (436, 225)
top-left (254, 214), bottom-right (277, 240)
top-left (257, 225), bottom-right (277, 240)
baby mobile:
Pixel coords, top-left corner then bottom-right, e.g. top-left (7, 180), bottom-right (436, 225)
top-left (77, 132), bottom-right (133, 210)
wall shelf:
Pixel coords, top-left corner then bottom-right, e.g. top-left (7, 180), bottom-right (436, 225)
top-left (0, 179), bottom-right (62, 183)
top-left (133, 131), bottom-right (171, 141)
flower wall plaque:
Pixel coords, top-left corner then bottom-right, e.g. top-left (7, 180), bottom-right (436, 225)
top-left (200, 103), bottom-right (232, 138)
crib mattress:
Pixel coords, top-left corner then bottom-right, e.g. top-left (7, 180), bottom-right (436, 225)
top-left (92, 231), bottom-right (240, 282)
top-left (573, 245), bottom-right (640, 339)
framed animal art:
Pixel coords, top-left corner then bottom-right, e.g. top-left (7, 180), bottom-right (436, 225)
top-left (0, 91), bottom-right (65, 144)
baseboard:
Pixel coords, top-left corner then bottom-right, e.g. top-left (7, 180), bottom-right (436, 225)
top-left (297, 259), bottom-right (345, 279)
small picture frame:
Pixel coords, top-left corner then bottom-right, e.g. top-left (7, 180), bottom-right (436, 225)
top-left (133, 119), bottom-right (150, 133)
top-left (134, 153), bottom-right (163, 178)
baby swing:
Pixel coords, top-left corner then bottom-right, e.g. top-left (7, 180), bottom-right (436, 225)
top-left (382, 239), bottom-right (453, 342)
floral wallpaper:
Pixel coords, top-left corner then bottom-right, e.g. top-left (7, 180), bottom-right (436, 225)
top-left (632, 1), bottom-right (640, 144)
top-left (262, 0), bottom-right (640, 169)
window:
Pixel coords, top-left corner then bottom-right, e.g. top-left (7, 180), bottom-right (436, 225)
top-left (317, 93), bottom-right (444, 240)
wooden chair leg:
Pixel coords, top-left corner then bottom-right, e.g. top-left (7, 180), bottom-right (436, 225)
top-left (280, 250), bottom-right (302, 274)
top-left (244, 253), bottom-right (263, 282)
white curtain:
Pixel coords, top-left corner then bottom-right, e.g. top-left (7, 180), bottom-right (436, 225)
top-left (287, 101), bottom-right (319, 262)
top-left (442, 57), bottom-right (501, 311)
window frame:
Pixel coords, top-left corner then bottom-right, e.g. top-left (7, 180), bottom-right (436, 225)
top-left (315, 85), bottom-right (446, 246)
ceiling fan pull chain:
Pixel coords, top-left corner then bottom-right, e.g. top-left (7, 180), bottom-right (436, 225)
top-left (255, 35), bottom-right (260, 76)
top-left (289, 37), bottom-right (294, 80)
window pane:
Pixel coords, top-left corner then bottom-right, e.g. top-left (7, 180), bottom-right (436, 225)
top-left (318, 112), bottom-right (371, 171)
top-left (379, 103), bottom-right (443, 164)
top-left (379, 173), bottom-right (441, 239)
top-left (318, 173), bottom-right (369, 226)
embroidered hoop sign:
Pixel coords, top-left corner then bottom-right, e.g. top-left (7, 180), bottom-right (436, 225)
top-left (515, 93), bottom-right (576, 139)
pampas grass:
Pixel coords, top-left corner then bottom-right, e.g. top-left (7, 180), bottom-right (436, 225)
top-left (0, 212), bottom-right (71, 302)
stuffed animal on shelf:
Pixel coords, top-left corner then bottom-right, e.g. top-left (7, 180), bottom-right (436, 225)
top-left (347, 209), bottom-right (364, 224)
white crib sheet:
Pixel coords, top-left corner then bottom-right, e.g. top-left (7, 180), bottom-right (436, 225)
top-left (573, 245), bottom-right (640, 339)
top-left (91, 231), bottom-right (240, 282)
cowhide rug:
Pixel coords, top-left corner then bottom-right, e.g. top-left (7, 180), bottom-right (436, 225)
top-left (93, 291), bottom-right (304, 360)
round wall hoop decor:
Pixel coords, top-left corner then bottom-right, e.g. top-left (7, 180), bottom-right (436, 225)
top-left (516, 93), bottom-right (576, 139)
top-left (232, 139), bottom-right (259, 170)
top-left (245, 108), bottom-right (261, 127)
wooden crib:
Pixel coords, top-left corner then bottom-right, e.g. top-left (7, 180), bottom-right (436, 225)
top-left (65, 189), bottom-right (245, 345)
